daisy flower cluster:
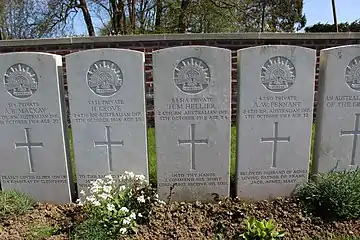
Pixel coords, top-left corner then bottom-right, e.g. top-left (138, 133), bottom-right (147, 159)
top-left (77, 171), bottom-right (165, 237)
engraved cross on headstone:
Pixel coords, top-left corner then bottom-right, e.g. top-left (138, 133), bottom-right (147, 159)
top-left (178, 124), bottom-right (209, 171)
top-left (340, 113), bottom-right (360, 166)
top-left (94, 126), bottom-right (123, 172)
top-left (261, 122), bottom-right (290, 168)
top-left (15, 128), bottom-right (43, 173)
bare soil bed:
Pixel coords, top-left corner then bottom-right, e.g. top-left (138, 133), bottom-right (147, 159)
top-left (1, 197), bottom-right (359, 240)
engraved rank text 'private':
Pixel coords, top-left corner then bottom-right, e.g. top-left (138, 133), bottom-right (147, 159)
top-left (87, 60), bottom-right (123, 97)
top-left (261, 122), bottom-right (290, 168)
top-left (261, 56), bottom-right (296, 93)
top-left (340, 113), bottom-right (360, 166)
top-left (178, 124), bottom-right (209, 171)
top-left (174, 57), bottom-right (210, 94)
top-left (94, 126), bottom-right (124, 172)
top-left (15, 128), bottom-right (43, 173)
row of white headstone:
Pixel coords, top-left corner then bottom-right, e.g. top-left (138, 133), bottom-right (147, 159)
top-left (0, 45), bottom-right (359, 204)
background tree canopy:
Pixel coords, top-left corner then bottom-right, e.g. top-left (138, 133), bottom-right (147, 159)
top-left (0, 0), bottom-right (357, 40)
top-left (305, 20), bottom-right (360, 32)
top-left (0, 0), bottom-right (307, 39)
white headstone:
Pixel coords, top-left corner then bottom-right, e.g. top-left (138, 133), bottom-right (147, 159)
top-left (66, 49), bottom-right (148, 193)
top-left (237, 45), bottom-right (316, 200)
top-left (0, 52), bottom-right (74, 204)
top-left (314, 45), bottom-right (360, 173)
top-left (153, 46), bottom-right (232, 202)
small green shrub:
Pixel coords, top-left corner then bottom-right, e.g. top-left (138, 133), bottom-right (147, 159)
top-left (26, 224), bottom-right (58, 240)
top-left (240, 216), bottom-right (285, 240)
top-left (71, 218), bottom-right (109, 240)
top-left (78, 171), bottom-right (165, 238)
top-left (295, 168), bottom-right (360, 220)
top-left (0, 190), bottom-right (34, 220)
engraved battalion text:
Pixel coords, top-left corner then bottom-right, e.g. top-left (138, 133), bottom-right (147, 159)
top-left (243, 95), bottom-right (311, 120)
top-left (0, 102), bottom-right (59, 125)
top-left (72, 99), bottom-right (143, 124)
top-left (157, 97), bottom-right (229, 121)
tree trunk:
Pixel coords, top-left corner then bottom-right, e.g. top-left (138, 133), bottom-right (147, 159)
top-left (119, 0), bottom-right (126, 34)
top-left (110, 0), bottom-right (121, 34)
top-left (78, 0), bottom-right (95, 36)
top-left (127, 0), bottom-right (136, 33)
top-left (178, 0), bottom-right (190, 33)
top-left (155, 0), bottom-right (162, 31)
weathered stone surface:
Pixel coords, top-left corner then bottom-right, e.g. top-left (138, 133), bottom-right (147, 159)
top-left (237, 45), bottom-right (316, 200)
top-left (66, 49), bottom-right (148, 193)
top-left (153, 46), bottom-right (232, 202)
top-left (0, 52), bottom-right (74, 204)
top-left (314, 45), bottom-right (360, 173)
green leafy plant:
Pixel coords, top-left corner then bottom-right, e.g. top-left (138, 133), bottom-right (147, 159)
top-left (0, 190), bottom-right (34, 220)
top-left (295, 168), bottom-right (360, 220)
top-left (241, 216), bottom-right (285, 240)
top-left (71, 218), bottom-right (110, 240)
top-left (26, 224), bottom-right (58, 240)
top-left (78, 171), bottom-right (165, 238)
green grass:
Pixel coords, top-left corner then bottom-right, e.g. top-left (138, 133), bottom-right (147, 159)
top-left (68, 129), bottom-right (77, 184)
top-left (26, 224), bottom-right (59, 240)
top-left (0, 190), bottom-right (35, 220)
top-left (310, 123), bottom-right (315, 170)
top-left (147, 127), bottom-right (157, 186)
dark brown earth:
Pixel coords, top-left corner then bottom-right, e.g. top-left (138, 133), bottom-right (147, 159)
top-left (128, 197), bottom-right (360, 240)
top-left (1, 197), bottom-right (359, 240)
top-left (0, 203), bottom-right (84, 240)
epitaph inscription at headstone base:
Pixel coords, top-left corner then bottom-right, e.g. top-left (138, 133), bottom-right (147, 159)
top-left (237, 45), bottom-right (316, 200)
top-left (66, 49), bottom-right (148, 194)
top-left (313, 45), bottom-right (360, 173)
top-left (0, 52), bottom-right (74, 204)
top-left (153, 46), bottom-right (232, 202)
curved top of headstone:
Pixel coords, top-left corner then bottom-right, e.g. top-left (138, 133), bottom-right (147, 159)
top-left (0, 52), bottom-right (61, 57)
top-left (237, 45), bottom-right (316, 53)
top-left (0, 51), bottom-right (62, 64)
top-left (320, 44), bottom-right (360, 53)
top-left (153, 45), bottom-right (231, 54)
top-left (65, 48), bottom-right (144, 59)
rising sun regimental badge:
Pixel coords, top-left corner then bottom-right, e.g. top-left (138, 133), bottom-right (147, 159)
top-left (87, 60), bottom-right (123, 97)
top-left (4, 63), bottom-right (38, 99)
top-left (345, 56), bottom-right (360, 91)
top-left (261, 56), bottom-right (296, 93)
top-left (174, 57), bottom-right (210, 94)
